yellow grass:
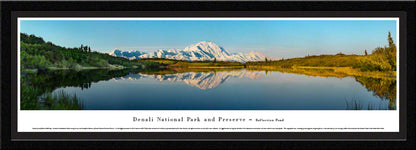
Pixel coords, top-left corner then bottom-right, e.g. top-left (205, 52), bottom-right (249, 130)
top-left (181, 66), bottom-right (244, 69)
top-left (246, 65), bottom-right (396, 80)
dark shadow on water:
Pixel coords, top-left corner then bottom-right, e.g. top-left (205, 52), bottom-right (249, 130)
top-left (354, 77), bottom-right (396, 110)
top-left (21, 68), bottom-right (160, 110)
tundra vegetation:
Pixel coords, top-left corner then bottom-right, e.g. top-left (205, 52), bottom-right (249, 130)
top-left (245, 32), bottom-right (396, 79)
top-left (20, 33), bottom-right (162, 71)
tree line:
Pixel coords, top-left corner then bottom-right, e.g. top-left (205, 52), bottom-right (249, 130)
top-left (356, 32), bottom-right (396, 71)
top-left (246, 32), bottom-right (397, 72)
top-left (20, 33), bottom-right (160, 70)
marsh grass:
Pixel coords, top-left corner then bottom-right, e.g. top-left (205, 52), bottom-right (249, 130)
top-left (21, 84), bottom-right (44, 110)
top-left (345, 97), bottom-right (363, 110)
top-left (367, 103), bottom-right (389, 110)
top-left (345, 97), bottom-right (389, 110)
top-left (39, 90), bottom-right (84, 110)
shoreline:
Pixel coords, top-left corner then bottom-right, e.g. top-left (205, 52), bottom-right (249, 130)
top-left (245, 65), bottom-right (396, 79)
top-left (168, 65), bottom-right (244, 69)
top-left (22, 64), bottom-right (396, 80)
top-left (22, 65), bottom-right (134, 72)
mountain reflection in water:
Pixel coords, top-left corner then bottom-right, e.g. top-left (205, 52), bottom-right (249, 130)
top-left (113, 70), bottom-right (265, 89)
top-left (21, 68), bottom-right (396, 110)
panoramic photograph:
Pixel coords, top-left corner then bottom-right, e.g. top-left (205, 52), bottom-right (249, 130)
top-left (19, 19), bottom-right (397, 110)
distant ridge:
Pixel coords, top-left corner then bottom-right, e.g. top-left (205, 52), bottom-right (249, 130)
top-left (109, 41), bottom-right (279, 63)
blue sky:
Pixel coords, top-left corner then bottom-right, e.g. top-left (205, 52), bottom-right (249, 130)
top-left (20, 19), bottom-right (397, 58)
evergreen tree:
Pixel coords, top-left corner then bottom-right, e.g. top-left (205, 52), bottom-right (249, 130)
top-left (83, 45), bottom-right (88, 52)
top-left (388, 32), bottom-right (395, 48)
top-left (386, 31), bottom-right (396, 70)
top-left (365, 49), bottom-right (368, 55)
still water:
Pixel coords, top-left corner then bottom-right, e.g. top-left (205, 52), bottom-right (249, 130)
top-left (45, 69), bottom-right (395, 110)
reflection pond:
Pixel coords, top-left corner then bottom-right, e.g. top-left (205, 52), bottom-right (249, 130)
top-left (20, 68), bottom-right (396, 110)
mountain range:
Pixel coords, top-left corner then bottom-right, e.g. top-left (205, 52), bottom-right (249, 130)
top-left (109, 41), bottom-right (277, 63)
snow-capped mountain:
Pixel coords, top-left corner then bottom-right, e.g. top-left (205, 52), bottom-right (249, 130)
top-left (109, 41), bottom-right (277, 62)
top-left (109, 50), bottom-right (146, 60)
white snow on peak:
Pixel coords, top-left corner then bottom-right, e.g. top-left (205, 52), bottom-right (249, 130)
top-left (108, 41), bottom-right (278, 63)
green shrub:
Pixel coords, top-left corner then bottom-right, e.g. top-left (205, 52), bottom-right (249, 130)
top-left (357, 54), bottom-right (392, 71)
top-left (20, 33), bottom-right (160, 70)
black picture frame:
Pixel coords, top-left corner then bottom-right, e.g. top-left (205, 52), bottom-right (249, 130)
top-left (2, 1), bottom-right (415, 150)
